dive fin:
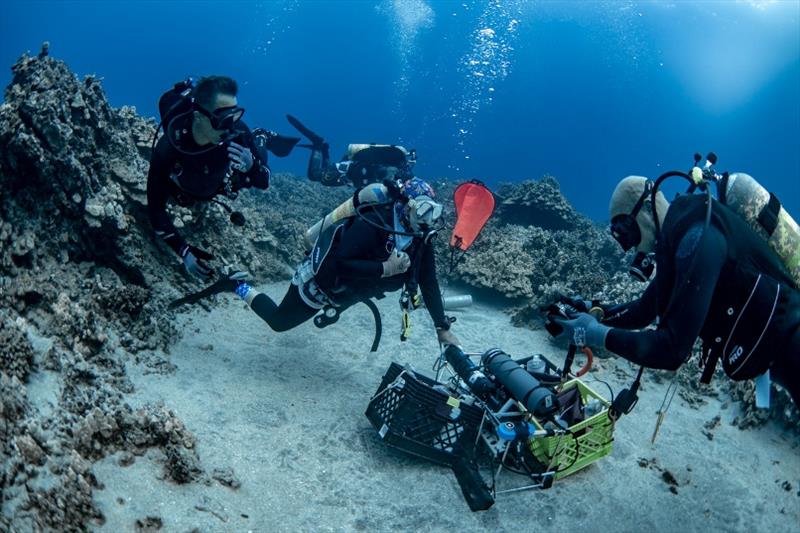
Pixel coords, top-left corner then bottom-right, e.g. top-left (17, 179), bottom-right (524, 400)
top-left (265, 133), bottom-right (301, 157)
top-left (168, 267), bottom-right (250, 309)
top-left (286, 114), bottom-right (326, 148)
top-left (168, 282), bottom-right (227, 309)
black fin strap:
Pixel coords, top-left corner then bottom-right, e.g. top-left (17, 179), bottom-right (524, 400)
top-left (757, 192), bottom-right (781, 237)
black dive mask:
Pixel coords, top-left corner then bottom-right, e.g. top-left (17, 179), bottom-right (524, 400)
top-left (610, 214), bottom-right (641, 252)
top-left (195, 104), bottom-right (245, 131)
top-left (629, 251), bottom-right (655, 282)
top-left (610, 179), bottom-right (653, 252)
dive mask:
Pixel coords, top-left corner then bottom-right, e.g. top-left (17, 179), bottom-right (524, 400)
top-left (610, 179), bottom-right (653, 252)
top-left (407, 195), bottom-right (443, 232)
top-left (195, 103), bottom-right (245, 131)
top-left (610, 214), bottom-right (641, 251)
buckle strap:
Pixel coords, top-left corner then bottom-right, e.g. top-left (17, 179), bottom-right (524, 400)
top-left (757, 192), bottom-right (781, 237)
top-left (699, 344), bottom-right (719, 384)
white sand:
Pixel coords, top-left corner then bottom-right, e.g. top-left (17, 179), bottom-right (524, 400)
top-left (91, 282), bottom-right (800, 532)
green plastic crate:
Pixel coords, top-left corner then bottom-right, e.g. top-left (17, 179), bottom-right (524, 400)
top-left (528, 378), bottom-right (614, 479)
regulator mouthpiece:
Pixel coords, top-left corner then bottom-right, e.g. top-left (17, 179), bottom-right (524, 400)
top-left (629, 252), bottom-right (655, 282)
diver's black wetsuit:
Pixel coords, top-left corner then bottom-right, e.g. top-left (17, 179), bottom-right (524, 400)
top-left (147, 117), bottom-right (270, 254)
top-left (246, 209), bottom-right (449, 333)
top-left (601, 195), bottom-right (800, 404)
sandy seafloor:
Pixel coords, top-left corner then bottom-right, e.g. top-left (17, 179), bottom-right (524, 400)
top-left (77, 282), bottom-right (799, 533)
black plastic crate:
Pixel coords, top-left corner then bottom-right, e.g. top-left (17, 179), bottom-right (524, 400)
top-left (365, 363), bottom-right (485, 467)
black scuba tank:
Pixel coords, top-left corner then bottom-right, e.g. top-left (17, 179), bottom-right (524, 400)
top-left (151, 78), bottom-right (195, 152)
top-left (158, 79), bottom-right (194, 129)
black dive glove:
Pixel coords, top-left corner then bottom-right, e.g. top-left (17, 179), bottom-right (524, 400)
top-left (179, 245), bottom-right (215, 281)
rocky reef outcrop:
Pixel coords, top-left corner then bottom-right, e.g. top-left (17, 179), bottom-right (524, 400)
top-left (494, 176), bottom-right (582, 230)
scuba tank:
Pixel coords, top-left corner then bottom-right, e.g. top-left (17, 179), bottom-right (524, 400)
top-left (719, 172), bottom-right (800, 287)
top-left (345, 144), bottom-right (414, 166)
top-left (653, 154), bottom-right (800, 289)
top-left (304, 182), bottom-right (395, 250)
top-left (341, 144), bottom-right (416, 187)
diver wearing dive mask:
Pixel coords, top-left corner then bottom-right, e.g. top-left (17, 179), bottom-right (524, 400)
top-left (193, 103), bottom-right (245, 135)
top-left (549, 174), bottom-right (799, 408)
top-left (610, 179), bottom-right (657, 281)
top-left (147, 75), bottom-right (272, 280)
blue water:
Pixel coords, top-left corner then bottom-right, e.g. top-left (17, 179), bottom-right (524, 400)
top-left (2, 0), bottom-right (798, 221)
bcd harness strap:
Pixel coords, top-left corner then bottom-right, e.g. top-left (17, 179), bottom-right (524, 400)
top-left (717, 173), bottom-right (781, 238)
top-left (757, 192), bottom-right (781, 237)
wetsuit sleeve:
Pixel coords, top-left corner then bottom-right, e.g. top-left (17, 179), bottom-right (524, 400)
top-left (601, 281), bottom-right (659, 329)
top-left (146, 138), bottom-right (186, 255)
top-left (418, 243), bottom-right (449, 330)
top-left (605, 224), bottom-right (727, 370)
top-left (239, 123), bottom-right (270, 189)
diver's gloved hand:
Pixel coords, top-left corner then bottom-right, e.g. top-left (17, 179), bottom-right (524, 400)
top-left (437, 328), bottom-right (461, 348)
top-left (179, 245), bottom-right (215, 281)
top-left (227, 141), bottom-right (254, 172)
top-left (549, 312), bottom-right (610, 348)
top-left (382, 250), bottom-right (411, 278)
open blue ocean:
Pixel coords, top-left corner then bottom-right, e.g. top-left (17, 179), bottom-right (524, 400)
top-left (2, 0), bottom-right (798, 220)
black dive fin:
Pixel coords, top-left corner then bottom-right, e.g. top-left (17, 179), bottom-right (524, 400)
top-left (168, 278), bottom-right (233, 309)
top-left (286, 114), bottom-right (325, 147)
top-left (265, 133), bottom-right (301, 157)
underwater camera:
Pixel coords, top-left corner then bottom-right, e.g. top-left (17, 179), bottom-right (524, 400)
top-left (366, 343), bottom-right (615, 511)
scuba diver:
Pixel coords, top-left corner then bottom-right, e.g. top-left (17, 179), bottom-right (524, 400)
top-left (171, 178), bottom-right (462, 348)
top-left (286, 114), bottom-right (416, 188)
top-left (547, 169), bottom-right (800, 408)
top-left (147, 75), bottom-right (298, 280)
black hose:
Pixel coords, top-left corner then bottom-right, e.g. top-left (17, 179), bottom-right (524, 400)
top-left (363, 299), bottom-right (382, 352)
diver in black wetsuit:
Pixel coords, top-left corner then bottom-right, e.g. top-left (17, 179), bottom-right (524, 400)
top-left (147, 76), bottom-right (272, 280)
top-left (548, 176), bottom-right (800, 407)
top-left (286, 114), bottom-right (416, 188)
top-left (172, 178), bottom-right (461, 347)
